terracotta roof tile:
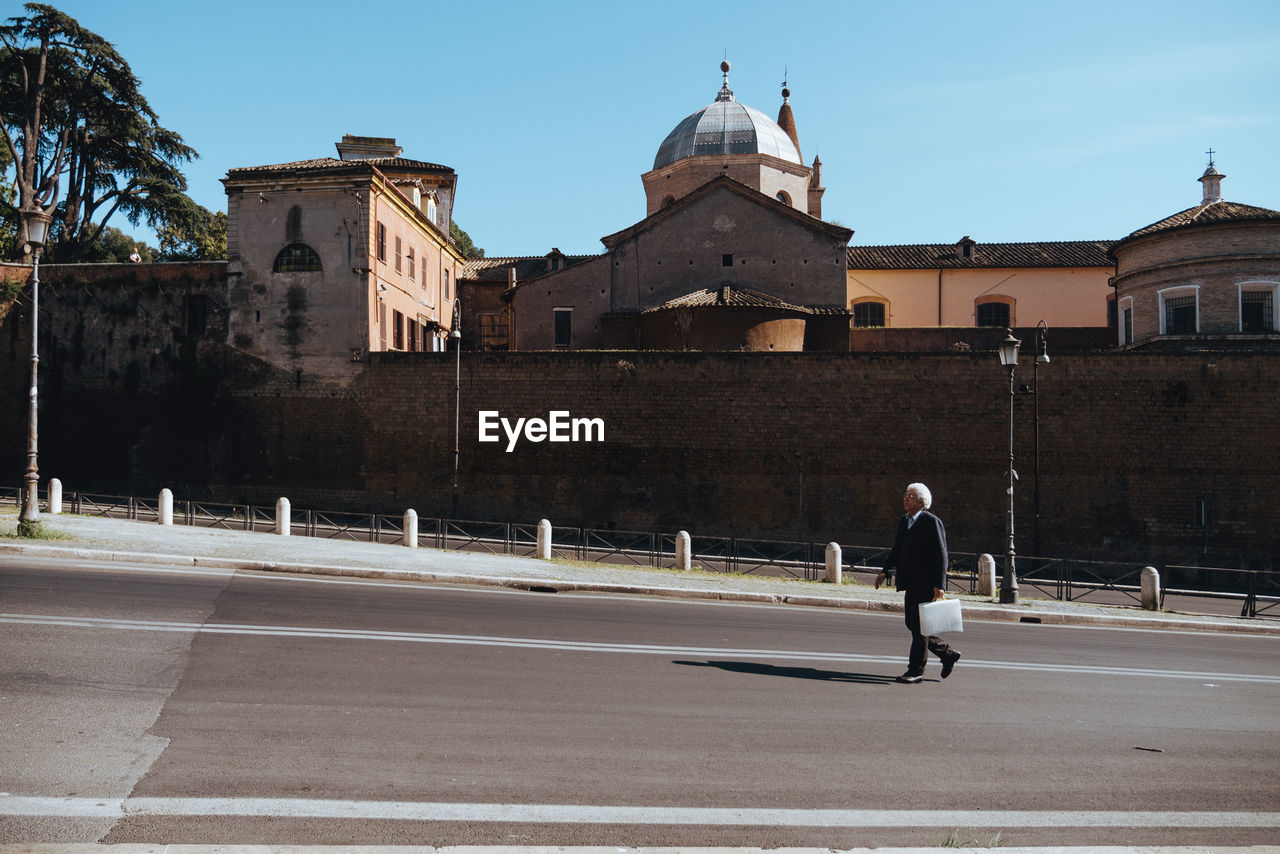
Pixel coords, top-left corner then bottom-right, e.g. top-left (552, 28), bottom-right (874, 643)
top-left (1126, 200), bottom-right (1280, 239)
top-left (643, 284), bottom-right (848, 315)
top-left (226, 156), bottom-right (453, 179)
top-left (461, 254), bottom-right (598, 283)
top-left (847, 240), bottom-right (1114, 269)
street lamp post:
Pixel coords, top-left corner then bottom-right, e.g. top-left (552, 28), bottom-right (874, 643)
top-left (18, 209), bottom-right (52, 529)
top-left (1032, 321), bottom-right (1050, 558)
top-left (996, 329), bottom-right (1021, 604)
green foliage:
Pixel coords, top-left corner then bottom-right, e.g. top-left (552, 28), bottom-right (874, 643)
top-left (450, 219), bottom-right (484, 259)
top-left (7, 519), bottom-right (66, 539)
top-left (74, 224), bottom-right (154, 262)
top-left (0, 3), bottom-right (200, 261)
top-left (156, 201), bottom-right (226, 260)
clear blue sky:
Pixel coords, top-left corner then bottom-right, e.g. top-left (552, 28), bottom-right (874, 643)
top-left (29, 0), bottom-right (1280, 257)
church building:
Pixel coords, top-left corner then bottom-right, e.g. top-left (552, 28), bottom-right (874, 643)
top-left (477, 63), bottom-right (1121, 352)
top-left (499, 62), bottom-right (854, 352)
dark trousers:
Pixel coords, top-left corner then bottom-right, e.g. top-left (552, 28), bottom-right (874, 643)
top-left (904, 589), bottom-right (956, 674)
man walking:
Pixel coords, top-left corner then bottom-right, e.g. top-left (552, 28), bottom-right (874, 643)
top-left (875, 483), bottom-right (961, 683)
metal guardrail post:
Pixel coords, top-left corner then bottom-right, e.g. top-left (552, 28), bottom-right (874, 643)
top-left (1243, 572), bottom-right (1258, 618)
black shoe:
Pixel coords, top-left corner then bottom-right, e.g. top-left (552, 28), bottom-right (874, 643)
top-left (940, 651), bottom-right (961, 679)
top-left (895, 671), bottom-right (924, 683)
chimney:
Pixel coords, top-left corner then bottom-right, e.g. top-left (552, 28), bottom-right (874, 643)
top-left (507, 266), bottom-right (518, 288)
top-left (335, 135), bottom-right (403, 161)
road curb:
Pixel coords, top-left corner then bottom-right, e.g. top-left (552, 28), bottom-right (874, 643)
top-left (2, 540), bottom-right (1277, 637)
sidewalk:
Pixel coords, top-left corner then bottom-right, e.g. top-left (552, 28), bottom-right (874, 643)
top-left (2, 510), bottom-right (1277, 637)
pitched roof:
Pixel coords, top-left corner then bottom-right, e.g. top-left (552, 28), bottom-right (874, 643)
top-left (1125, 200), bottom-right (1280, 239)
top-left (602, 175), bottom-right (853, 247)
top-left (641, 284), bottom-right (848, 315)
top-left (846, 240), bottom-right (1114, 270)
top-left (461, 254), bottom-right (599, 283)
top-left (225, 156), bottom-right (454, 181)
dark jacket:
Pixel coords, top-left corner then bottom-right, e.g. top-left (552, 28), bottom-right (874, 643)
top-left (883, 510), bottom-right (948, 594)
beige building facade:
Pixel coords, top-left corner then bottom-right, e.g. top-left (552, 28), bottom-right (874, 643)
top-left (223, 135), bottom-right (463, 379)
top-left (846, 239), bottom-right (1115, 331)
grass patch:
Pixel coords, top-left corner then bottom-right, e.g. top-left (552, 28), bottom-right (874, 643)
top-left (2, 519), bottom-right (68, 540)
top-left (941, 827), bottom-right (1004, 847)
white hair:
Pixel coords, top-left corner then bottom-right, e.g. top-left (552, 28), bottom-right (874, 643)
top-left (907, 482), bottom-right (932, 509)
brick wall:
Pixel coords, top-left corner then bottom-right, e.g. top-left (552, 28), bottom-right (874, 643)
top-left (3, 323), bottom-right (1276, 566)
top-left (234, 351), bottom-right (1280, 567)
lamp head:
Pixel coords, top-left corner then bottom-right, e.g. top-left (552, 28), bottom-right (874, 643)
top-left (997, 329), bottom-right (1020, 367)
top-left (20, 209), bottom-right (53, 249)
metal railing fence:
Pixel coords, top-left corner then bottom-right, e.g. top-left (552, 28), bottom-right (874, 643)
top-left (2, 485), bottom-right (1276, 617)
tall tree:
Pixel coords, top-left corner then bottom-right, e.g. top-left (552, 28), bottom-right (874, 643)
top-left (450, 219), bottom-right (484, 259)
top-left (0, 3), bottom-right (197, 261)
top-left (156, 199), bottom-right (225, 261)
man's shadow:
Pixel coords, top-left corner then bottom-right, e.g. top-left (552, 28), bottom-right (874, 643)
top-left (674, 660), bottom-right (899, 684)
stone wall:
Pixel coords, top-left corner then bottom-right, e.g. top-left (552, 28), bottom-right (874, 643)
top-left (3, 313), bottom-right (1276, 566)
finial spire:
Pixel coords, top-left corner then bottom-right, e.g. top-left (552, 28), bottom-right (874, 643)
top-left (1199, 152), bottom-right (1224, 204)
top-left (716, 59), bottom-right (734, 102)
top-left (775, 68), bottom-right (801, 160)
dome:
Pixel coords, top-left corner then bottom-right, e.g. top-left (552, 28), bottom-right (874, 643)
top-left (653, 63), bottom-right (802, 170)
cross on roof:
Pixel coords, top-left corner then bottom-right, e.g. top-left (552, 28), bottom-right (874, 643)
top-left (1206, 147), bottom-right (1216, 166)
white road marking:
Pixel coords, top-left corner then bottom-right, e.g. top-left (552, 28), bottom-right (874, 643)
top-left (7, 553), bottom-right (1275, 639)
top-left (0, 795), bottom-right (1276, 827)
top-left (2, 611), bottom-right (1277, 684)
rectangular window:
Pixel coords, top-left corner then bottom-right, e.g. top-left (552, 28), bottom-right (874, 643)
top-left (1165, 295), bottom-right (1197, 334)
top-left (376, 222), bottom-right (386, 262)
top-left (394, 236), bottom-right (402, 273)
top-left (185, 294), bottom-right (208, 337)
top-left (852, 302), bottom-right (886, 328)
top-left (378, 302), bottom-right (387, 349)
top-left (1242, 290), bottom-right (1274, 332)
top-left (393, 310), bottom-right (404, 350)
top-left (443, 269), bottom-right (450, 300)
top-left (407, 319), bottom-right (418, 352)
top-left (1123, 307), bottom-right (1133, 345)
top-left (554, 308), bottom-right (572, 349)
top-left (408, 248), bottom-right (415, 281)
top-left (478, 312), bottom-right (509, 350)
top-left (976, 301), bottom-right (1010, 328)
top-left (721, 254), bottom-right (733, 268)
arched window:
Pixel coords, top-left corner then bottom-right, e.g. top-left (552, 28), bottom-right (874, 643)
top-left (776, 191), bottom-right (792, 207)
top-left (273, 243), bottom-right (322, 272)
top-left (976, 297), bottom-right (1013, 328)
top-left (851, 298), bottom-right (887, 328)
top-left (661, 195), bottom-right (676, 209)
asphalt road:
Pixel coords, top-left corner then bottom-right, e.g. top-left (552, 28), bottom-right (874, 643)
top-left (2, 553), bottom-right (1278, 848)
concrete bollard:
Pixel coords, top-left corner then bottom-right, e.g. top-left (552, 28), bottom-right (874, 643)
top-left (1141, 566), bottom-right (1161, 611)
top-left (675, 530), bottom-right (691, 571)
top-left (825, 542), bottom-right (842, 584)
top-left (276, 497), bottom-right (291, 536)
top-left (159, 488), bottom-right (173, 526)
top-left (536, 519), bottom-right (552, 560)
top-left (977, 553), bottom-right (996, 597)
top-left (404, 509), bottom-right (418, 548)
top-left (48, 478), bottom-right (62, 515)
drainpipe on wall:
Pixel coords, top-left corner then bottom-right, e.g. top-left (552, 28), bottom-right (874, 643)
top-left (938, 268), bottom-right (944, 325)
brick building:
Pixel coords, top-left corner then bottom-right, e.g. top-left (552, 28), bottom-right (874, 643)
top-left (1110, 162), bottom-right (1280, 348)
